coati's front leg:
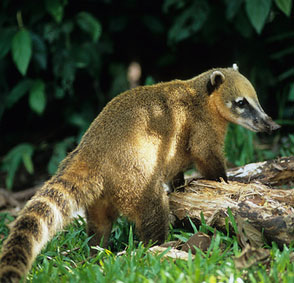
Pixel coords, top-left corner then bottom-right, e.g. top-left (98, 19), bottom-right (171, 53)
top-left (193, 148), bottom-right (227, 182)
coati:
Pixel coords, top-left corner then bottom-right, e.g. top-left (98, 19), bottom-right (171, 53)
top-left (0, 64), bottom-right (280, 282)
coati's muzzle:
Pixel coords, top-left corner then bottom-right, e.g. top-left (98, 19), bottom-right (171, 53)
top-left (251, 114), bottom-right (281, 134)
top-left (236, 100), bottom-right (281, 134)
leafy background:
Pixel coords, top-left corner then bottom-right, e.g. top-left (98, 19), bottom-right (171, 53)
top-left (0, 0), bottom-right (293, 190)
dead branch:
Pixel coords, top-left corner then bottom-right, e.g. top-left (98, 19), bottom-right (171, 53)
top-left (227, 156), bottom-right (294, 186)
top-left (0, 185), bottom-right (40, 214)
top-left (170, 157), bottom-right (294, 248)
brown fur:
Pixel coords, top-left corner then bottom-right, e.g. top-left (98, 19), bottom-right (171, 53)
top-left (0, 67), bottom-right (271, 282)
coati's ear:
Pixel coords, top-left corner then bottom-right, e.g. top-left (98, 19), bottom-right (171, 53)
top-left (207, 71), bottom-right (225, 95)
top-left (232, 63), bottom-right (239, 71)
top-left (210, 71), bottom-right (225, 86)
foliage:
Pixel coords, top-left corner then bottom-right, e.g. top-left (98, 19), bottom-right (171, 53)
top-left (11, 26), bottom-right (32, 76)
top-left (245, 0), bottom-right (272, 34)
top-left (29, 80), bottom-right (46, 115)
top-left (279, 134), bottom-right (294, 156)
top-left (164, 0), bottom-right (210, 44)
top-left (225, 125), bottom-right (256, 166)
top-left (0, 143), bottom-right (34, 189)
top-left (2, 212), bottom-right (294, 282)
top-left (0, 0), bottom-right (293, 189)
top-left (275, 0), bottom-right (293, 16)
top-left (0, 213), bottom-right (14, 244)
top-left (47, 136), bottom-right (76, 175)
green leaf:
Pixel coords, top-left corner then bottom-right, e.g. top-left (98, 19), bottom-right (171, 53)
top-left (167, 0), bottom-right (209, 44)
top-left (45, 0), bottom-right (65, 23)
top-left (245, 0), bottom-right (272, 34)
top-left (11, 28), bottom-right (32, 75)
top-left (227, 207), bottom-right (238, 235)
top-left (270, 46), bottom-right (294, 60)
top-left (29, 80), bottom-right (46, 115)
top-left (22, 151), bottom-right (34, 174)
top-left (188, 217), bottom-right (198, 234)
top-left (0, 27), bottom-right (16, 59)
top-left (76, 12), bottom-right (102, 42)
top-left (275, 0), bottom-right (292, 16)
top-left (0, 143), bottom-right (34, 190)
top-left (5, 79), bottom-right (33, 108)
top-left (277, 67), bottom-right (294, 81)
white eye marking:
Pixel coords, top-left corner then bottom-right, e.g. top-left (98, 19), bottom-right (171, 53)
top-left (235, 97), bottom-right (244, 103)
top-left (236, 108), bottom-right (245, 114)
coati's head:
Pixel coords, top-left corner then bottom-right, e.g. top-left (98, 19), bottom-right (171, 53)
top-left (207, 64), bottom-right (280, 134)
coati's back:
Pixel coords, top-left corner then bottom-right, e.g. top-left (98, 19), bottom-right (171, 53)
top-left (71, 81), bottom-right (197, 184)
top-left (0, 66), bottom-right (280, 282)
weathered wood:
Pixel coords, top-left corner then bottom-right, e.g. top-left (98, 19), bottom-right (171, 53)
top-left (227, 156), bottom-right (294, 186)
top-left (170, 161), bottom-right (294, 247)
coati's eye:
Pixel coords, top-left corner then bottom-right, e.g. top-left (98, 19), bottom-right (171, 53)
top-left (235, 98), bottom-right (247, 108)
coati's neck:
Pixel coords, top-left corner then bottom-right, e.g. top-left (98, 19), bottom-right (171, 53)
top-left (207, 92), bottom-right (229, 140)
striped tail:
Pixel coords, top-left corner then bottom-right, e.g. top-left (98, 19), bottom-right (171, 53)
top-left (0, 175), bottom-right (89, 283)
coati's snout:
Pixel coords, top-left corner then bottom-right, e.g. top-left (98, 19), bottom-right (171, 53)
top-left (209, 65), bottom-right (281, 134)
top-left (235, 99), bottom-right (281, 133)
top-left (258, 116), bottom-right (281, 134)
top-left (230, 96), bottom-right (281, 133)
top-left (247, 110), bottom-right (281, 134)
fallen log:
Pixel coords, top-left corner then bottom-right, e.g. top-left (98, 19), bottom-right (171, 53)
top-left (170, 156), bottom-right (294, 248)
top-left (227, 156), bottom-right (294, 187)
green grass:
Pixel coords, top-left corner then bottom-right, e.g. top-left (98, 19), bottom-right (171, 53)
top-left (1, 213), bottom-right (294, 282)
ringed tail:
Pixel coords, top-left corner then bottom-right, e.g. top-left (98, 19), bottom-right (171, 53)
top-left (0, 174), bottom-right (92, 283)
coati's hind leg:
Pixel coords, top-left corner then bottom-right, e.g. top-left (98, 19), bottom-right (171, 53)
top-left (134, 188), bottom-right (169, 245)
top-left (86, 198), bottom-right (119, 250)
